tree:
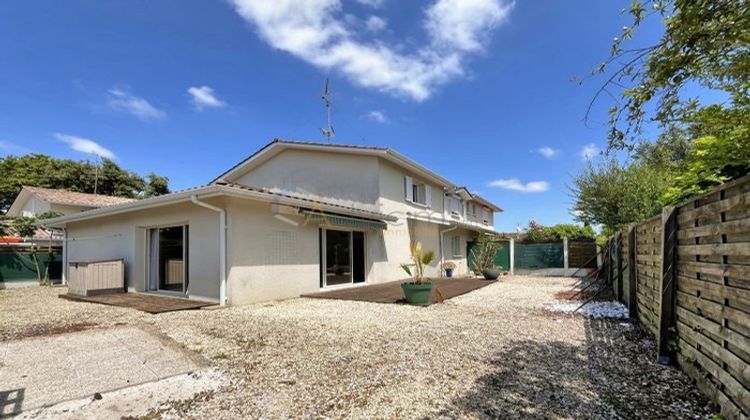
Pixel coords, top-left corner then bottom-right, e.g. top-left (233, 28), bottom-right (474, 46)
top-left (570, 157), bottom-right (674, 234)
top-left (587, 0), bottom-right (750, 150)
top-left (144, 173), bottom-right (170, 197)
top-left (11, 217), bottom-right (37, 239)
top-left (0, 154), bottom-right (171, 213)
top-left (520, 221), bottom-right (596, 242)
top-left (664, 101), bottom-right (750, 202)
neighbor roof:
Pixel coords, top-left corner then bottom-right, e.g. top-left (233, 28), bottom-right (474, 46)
top-left (212, 139), bottom-right (503, 212)
top-left (8, 186), bottom-right (137, 216)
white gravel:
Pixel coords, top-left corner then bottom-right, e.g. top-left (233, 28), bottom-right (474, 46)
top-left (0, 276), bottom-right (712, 419)
top-left (548, 300), bottom-right (631, 319)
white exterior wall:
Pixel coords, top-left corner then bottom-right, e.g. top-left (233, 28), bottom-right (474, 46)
top-left (440, 228), bottom-right (475, 277)
top-left (64, 200), bottom-right (221, 302)
top-left (17, 196), bottom-right (93, 217)
top-left (235, 149), bottom-right (382, 207)
top-left (225, 197), bottom-right (401, 305)
top-left (20, 196), bottom-right (50, 217)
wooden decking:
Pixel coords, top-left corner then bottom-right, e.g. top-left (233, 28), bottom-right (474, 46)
top-left (60, 292), bottom-right (216, 314)
top-left (302, 277), bottom-right (496, 305)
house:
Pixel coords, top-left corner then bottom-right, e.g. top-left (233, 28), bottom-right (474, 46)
top-left (7, 186), bottom-right (137, 218)
top-left (42, 140), bottom-right (502, 305)
top-left (1, 187), bottom-right (135, 286)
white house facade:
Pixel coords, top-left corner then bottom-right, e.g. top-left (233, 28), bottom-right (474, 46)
top-left (43, 140), bottom-right (502, 305)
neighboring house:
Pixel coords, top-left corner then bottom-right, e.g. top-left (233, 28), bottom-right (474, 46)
top-left (42, 140), bottom-right (502, 305)
top-left (1, 187), bottom-right (135, 286)
top-left (7, 186), bottom-right (137, 218)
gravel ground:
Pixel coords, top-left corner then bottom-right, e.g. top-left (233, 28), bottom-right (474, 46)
top-left (0, 276), bottom-right (716, 419)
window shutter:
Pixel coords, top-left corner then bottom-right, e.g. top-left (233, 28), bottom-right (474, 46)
top-left (425, 185), bottom-right (432, 208)
top-left (404, 176), bottom-right (413, 202)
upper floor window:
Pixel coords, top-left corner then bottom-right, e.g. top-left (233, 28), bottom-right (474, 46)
top-left (404, 176), bottom-right (431, 207)
top-left (448, 197), bottom-right (462, 216)
top-left (471, 203), bottom-right (477, 217)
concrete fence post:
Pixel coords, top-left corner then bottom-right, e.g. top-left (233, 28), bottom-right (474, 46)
top-left (563, 237), bottom-right (569, 275)
top-left (509, 238), bottom-right (515, 275)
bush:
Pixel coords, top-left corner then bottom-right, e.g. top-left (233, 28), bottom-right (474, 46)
top-left (519, 221), bottom-right (595, 243)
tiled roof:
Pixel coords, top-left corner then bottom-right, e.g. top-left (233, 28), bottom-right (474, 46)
top-left (23, 186), bottom-right (137, 208)
top-left (0, 220), bottom-right (63, 242)
top-left (273, 138), bottom-right (388, 151)
top-left (216, 180), bottom-right (393, 221)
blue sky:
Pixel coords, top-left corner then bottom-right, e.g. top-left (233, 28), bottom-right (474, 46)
top-left (0, 0), bottom-right (664, 232)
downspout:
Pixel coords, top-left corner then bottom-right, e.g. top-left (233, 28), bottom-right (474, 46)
top-left (62, 227), bottom-right (67, 285)
top-left (439, 225), bottom-right (458, 277)
top-left (190, 195), bottom-right (227, 305)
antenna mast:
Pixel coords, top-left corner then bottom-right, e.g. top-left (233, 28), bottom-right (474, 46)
top-left (93, 154), bottom-right (100, 195)
top-left (320, 78), bottom-right (334, 143)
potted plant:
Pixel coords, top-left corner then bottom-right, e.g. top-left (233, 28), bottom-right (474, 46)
top-left (470, 233), bottom-right (503, 280)
top-left (400, 242), bottom-right (435, 305)
top-left (442, 261), bottom-right (456, 278)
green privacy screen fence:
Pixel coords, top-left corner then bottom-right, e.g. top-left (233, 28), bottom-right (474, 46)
top-left (467, 240), bottom-right (511, 272)
top-left (513, 242), bottom-right (564, 270)
top-left (468, 239), bottom-right (596, 274)
top-left (0, 249), bottom-right (62, 283)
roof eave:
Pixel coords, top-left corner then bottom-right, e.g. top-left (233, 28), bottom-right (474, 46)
top-left (37, 184), bottom-right (398, 227)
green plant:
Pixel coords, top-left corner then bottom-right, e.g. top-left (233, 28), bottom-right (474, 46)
top-left (11, 217), bottom-right (37, 238)
top-left (400, 241), bottom-right (435, 284)
top-left (470, 233), bottom-right (502, 273)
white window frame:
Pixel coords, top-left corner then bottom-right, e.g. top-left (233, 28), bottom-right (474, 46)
top-left (448, 197), bottom-right (462, 217)
top-left (405, 176), bottom-right (431, 208)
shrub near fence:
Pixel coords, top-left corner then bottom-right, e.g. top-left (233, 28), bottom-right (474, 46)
top-left (604, 174), bottom-right (750, 418)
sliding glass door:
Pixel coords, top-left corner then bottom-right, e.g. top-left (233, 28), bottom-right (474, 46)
top-left (322, 229), bottom-right (365, 287)
top-left (148, 225), bottom-right (188, 294)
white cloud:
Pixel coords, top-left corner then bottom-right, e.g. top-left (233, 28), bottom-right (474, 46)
top-left (579, 143), bottom-right (601, 161)
top-left (366, 110), bottom-right (389, 123)
top-left (536, 146), bottom-right (559, 159)
top-left (187, 86), bottom-right (226, 111)
top-left (356, 0), bottom-right (385, 8)
top-left (425, 0), bottom-right (512, 52)
top-left (229, 0), bottom-right (513, 101)
top-left (55, 133), bottom-right (116, 160)
top-left (488, 178), bottom-right (549, 193)
top-left (107, 88), bottom-right (165, 120)
top-left (365, 15), bottom-right (387, 32)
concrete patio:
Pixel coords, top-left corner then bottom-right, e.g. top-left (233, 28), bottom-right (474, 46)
top-left (0, 327), bottom-right (203, 416)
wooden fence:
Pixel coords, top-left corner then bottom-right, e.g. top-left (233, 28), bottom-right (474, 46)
top-left (603, 174), bottom-right (750, 418)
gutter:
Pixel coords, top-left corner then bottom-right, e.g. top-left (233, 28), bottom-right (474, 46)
top-left (190, 195), bottom-right (228, 306)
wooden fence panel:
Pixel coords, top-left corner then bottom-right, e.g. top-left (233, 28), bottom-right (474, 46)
top-left (635, 215), bottom-right (662, 338)
top-left (673, 176), bottom-right (750, 418)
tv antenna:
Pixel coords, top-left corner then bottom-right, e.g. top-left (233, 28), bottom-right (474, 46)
top-left (92, 153), bottom-right (101, 195)
top-left (320, 78), bottom-right (334, 142)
